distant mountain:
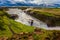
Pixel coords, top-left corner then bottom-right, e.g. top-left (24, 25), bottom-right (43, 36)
top-left (0, 1), bottom-right (38, 6)
top-left (38, 4), bottom-right (60, 8)
top-left (16, 2), bottom-right (38, 6)
top-left (53, 4), bottom-right (60, 7)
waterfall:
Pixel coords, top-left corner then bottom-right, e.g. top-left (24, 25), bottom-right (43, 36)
top-left (6, 8), bottom-right (60, 30)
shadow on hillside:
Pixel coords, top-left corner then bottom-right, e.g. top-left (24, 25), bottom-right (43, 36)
top-left (0, 25), bottom-right (6, 31)
top-left (0, 27), bottom-right (5, 31)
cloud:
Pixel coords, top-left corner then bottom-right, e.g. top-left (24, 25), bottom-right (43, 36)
top-left (27, 0), bottom-right (43, 5)
top-left (13, 0), bottom-right (25, 2)
top-left (12, 0), bottom-right (43, 5)
top-left (13, 0), bottom-right (26, 2)
top-left (12, 0), bottom-right (60, 5)
top-left (0, 0), bottom-right (60, 5)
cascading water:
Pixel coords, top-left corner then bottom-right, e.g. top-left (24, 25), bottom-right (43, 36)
top-left (6, 8), bottom-right (60, 30)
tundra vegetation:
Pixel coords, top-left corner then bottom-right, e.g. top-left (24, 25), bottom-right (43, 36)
top-left (0, 8), bottom-right (60, 40)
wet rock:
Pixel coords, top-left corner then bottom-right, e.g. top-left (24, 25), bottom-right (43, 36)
top-left (10, 14), bottom-right (19, 20)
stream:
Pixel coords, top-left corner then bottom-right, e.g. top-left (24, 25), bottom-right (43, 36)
top-left (6, 8), bottom-right (60, 30)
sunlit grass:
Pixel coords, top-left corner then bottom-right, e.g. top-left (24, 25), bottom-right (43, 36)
top-left (0, 10), bottom-right (34, 37)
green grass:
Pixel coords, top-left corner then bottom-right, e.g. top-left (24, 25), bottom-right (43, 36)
top-left (33, 11), bottom-right (55, 17)
top-left (0, 25), bottom-right (12, 37)
top-left (10, 19), bottom-right (34, 33)
top-left (0, 10), bottom-right (34, 37)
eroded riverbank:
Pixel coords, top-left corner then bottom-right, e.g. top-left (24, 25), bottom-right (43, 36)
top-left (25, 8), bottom-right (60, 27)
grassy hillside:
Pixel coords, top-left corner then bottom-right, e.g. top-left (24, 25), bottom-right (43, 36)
top-left (33, 8), bottom-right (60, 15)
top-left (0, 10), bottom-right (34, 37)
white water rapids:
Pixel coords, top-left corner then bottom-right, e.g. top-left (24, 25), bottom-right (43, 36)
top-left (6, 8), bottom-right (60, 30)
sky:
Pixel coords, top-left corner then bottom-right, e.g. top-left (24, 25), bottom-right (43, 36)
top-left (12, 0), bottom-right (60, 4)
top-left (0, 0), bottom-right (60, 5)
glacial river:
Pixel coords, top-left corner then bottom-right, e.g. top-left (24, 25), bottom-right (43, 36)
top-left (6, 8), bottom-right (60, 30)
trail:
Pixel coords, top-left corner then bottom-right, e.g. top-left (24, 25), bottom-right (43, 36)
top-left (7, 18), bottom-right (15, 34)
top-left (6, 8), bottom-right (60, 30)
top-left (8, 23), bottom-right (15, 34)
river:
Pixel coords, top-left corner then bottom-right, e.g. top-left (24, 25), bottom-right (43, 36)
top-left (6, 8), bottom-right (60, 30)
